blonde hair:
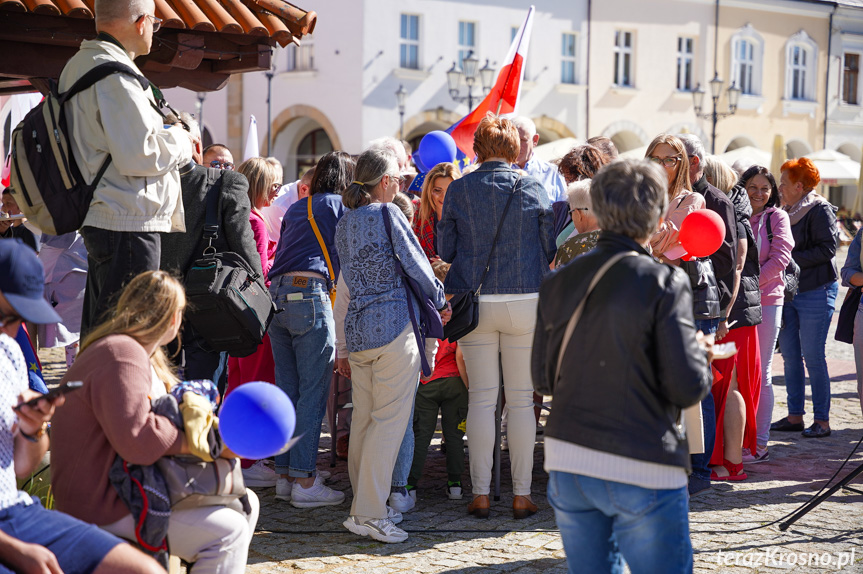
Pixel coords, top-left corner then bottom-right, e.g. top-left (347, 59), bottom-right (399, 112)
top-left (238, 157), bottom-right (282, 214)
top-left (702, 155), bottom-right (738, 195)
top-left (391, 192), bottom-right (415, 223)
top-left (418, 163), bottom-right (461, 225)
top-left (645, 134), bottom-right (692, 201)
top-left (473, 113), bottom-right (520, 163)
top-left (80, 271), bottom-right (186, 388)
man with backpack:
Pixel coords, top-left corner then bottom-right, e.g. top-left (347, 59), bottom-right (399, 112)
top-left (160, 112), bottom-right (261, 385)
top-left (59, 0), bottom-right (193, 335)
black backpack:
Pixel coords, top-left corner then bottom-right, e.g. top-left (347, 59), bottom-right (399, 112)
top-left (9, 62), bottom-right (149, 235)
top-left (183, 170), bottom-right (277, 358)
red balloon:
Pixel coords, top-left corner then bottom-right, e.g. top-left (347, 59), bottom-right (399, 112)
top-left (679, 209), bottom-right (726, 257)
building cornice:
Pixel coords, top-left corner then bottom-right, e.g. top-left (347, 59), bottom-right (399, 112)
top-left (686, 0), bottom-right (834, 18)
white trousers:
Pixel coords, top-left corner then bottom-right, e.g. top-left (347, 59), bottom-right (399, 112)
top-left (103, 490), bottom-right (259, 574)
top-left (459, 296), bottom-right (538, 496)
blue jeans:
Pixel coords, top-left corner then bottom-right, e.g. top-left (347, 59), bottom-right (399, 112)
top-left (777, 282), bottom-right (838, 421)
top-left (269, 275), bottom-right (335, 477)
top-left (548, 472), bottom-right (693, 574)
top-left (391, 380), bottom-right (418, 488)
top-left (690, 318), bottom-right (718, 481)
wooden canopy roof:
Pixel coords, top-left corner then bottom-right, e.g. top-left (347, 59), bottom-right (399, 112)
top-left (0, 0), bottom-right (316, 94)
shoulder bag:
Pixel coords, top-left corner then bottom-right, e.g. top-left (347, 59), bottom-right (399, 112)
top-left (836, 234), bottom-right (863, 344)
top-left (381, 204), bottom-right (444, 376)
top-left (765, 211), bottom-right (800, 303)
top-left (308, 195), bottom-right (337, 308)
top-left (183, 172), bottom-right (277, 357)
top-left (443, 175), bottom-right (521, 342)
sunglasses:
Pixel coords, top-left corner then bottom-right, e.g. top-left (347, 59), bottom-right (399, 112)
top-left (138, 14), bottom-right (162, 33)
top-left (0, 309), bottom-right (23, 328)
top-left (648, 156), bottom-right (681, 168)
top-left (210, 160), bottom-right (234, 171)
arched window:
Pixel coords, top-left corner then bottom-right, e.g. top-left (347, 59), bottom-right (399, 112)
top-left (730, 24), bottom-right (763, 97)
top-left (296, 128), bottom-right (333, 175)
top-left (785, 31), bottom-right (817, 101)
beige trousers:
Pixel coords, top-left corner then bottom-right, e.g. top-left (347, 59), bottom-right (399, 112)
top-left (459, 296), bottom-right (538, 496)
top-left (348, 324), bottom-right (421, 519)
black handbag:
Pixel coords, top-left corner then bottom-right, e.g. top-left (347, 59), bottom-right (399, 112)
top-left (184, 170), bottom-right (277, 357)
top-left (835, 286), bottom-right (861, 344)
top-left (444, 175), bottom-right (521, 342)
top-left (765, 212), bottom-right (800, 303)
top-left (381, 204), bottom-right (444, 376)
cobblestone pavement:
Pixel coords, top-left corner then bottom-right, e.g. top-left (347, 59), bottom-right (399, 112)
top-left (39, 251), bottom-right (863, 573)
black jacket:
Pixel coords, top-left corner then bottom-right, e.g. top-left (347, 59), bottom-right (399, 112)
top-left (728, 184), bottom-right (762, 327)
top-left (160, 162), bottom-right (261, 278)
top-left (680, 257), bottom-right (720, 320)
top-left (789, 199), bottom-right (839, 293)
top-left (532, 233), bottom-right (711, 470)
top-left (693, 176), bottom-right (738, 312)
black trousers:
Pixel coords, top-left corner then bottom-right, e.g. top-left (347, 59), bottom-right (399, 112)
top-left (80, 226), bottom-right (161, 337)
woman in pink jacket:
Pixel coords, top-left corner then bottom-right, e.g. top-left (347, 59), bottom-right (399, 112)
top-left (744, 166), bottom-right (794, 463)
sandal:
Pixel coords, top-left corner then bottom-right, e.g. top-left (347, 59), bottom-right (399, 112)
top-left (710, 459), bottom-right (747, 481)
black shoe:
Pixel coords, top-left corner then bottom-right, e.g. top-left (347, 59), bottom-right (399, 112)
top-left (688, 476), bottom-right (712, 498)
top-left (770, 417), bottom-right (804, 432)
top-left (802, 423), bottom-right (831, 438)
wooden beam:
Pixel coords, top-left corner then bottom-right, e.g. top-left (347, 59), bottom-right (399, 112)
top-left (0, 39), bottom-right (71, 78)
top-left (0, 11), bottom-right (95, 47)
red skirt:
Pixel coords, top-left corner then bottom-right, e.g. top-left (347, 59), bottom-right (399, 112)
top-left (226, 333), bottom-right (276, 395)
top-left (710, 325), bottom-right (761, 465)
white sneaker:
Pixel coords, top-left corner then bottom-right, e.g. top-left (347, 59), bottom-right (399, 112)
top-left (317, 469), bottom-right (331, 480)
top-left (343, 516), bottom-right (408, 543)
top-left (386, 505), bottom-right (403, 525)
top-left (275, 477), bottom-right (292, 502)
top-left (388, 489), bottom-right (416, 513)
top-left (447, 484), bottom-right (463, 500)
top-left (291, 476), bottom-right (345, 508)
top-left (242, 460), bottom-right (277, 487)
top-left (408, 489), bottom-right (417, 504)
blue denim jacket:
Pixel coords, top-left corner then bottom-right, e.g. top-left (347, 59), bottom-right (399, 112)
top-left (437, 161), bottom-right (555, 294)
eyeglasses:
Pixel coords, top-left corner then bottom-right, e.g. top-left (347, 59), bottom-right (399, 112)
top-left (648, 156), bottom-right (682, 168)
top-left (0, 309), bottom-right (23, 328)
top-left (271, 182), bottom-right (283, 190)
top-left (388, 174), bottom-right (405, 185)
top-left (138, 14), bottom-right (162, 32)
top-left (210, 160), bottom-right (234, 171)
top-left (569, 207), bottom-right (589, 214)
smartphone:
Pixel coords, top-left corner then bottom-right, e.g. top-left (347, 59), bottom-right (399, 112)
top-left (13, 381), bottom-right (83, 411)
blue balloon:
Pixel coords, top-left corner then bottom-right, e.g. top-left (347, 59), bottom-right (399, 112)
top-left (219, 382), bottom-right (296, 460)
top-left (412, 149), bottom-right (428, 173)
top-left (418, 131), bottom-right (457, 169)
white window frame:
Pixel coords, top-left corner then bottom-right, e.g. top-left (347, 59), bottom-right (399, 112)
top-left (561, 32), bottom-right (577, 85)
top-left (400, 14), bottom-right (420, 70)
top-left (613, 30), bottom-right (634, 88)
top-left (285, 37), bottom-right (314, 72)
top-left (458, 21), bottom-right (477, 69)
top-left (730, 24), bottom-right (764, 97)
top-left (842, 51), bottom-right (861, 106)
top-left (676, 37), bottom-right (694, 91)
top-left (784, 30), bottom-right (817, 102)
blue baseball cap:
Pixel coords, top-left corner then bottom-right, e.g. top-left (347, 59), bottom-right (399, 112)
top-left (0, 240), bottom-right (62, 324)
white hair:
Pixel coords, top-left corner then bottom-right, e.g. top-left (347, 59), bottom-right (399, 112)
top-left (567, 179), bottom-right (592, 210)
top-left (511, 116), bottom-right (537, 138)
top-left (95, 0), bottom-right (153, 24)
top-left (677, 133), bottom-right (706, 162)
top-left (367, 137), bottom-right (407, 168)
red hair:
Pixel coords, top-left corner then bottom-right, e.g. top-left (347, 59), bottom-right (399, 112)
top-left (781, 157), bottom-right (820, 190)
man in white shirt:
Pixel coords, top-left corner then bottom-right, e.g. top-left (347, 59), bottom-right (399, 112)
top-left (511, 116), bottom-right (566, 203)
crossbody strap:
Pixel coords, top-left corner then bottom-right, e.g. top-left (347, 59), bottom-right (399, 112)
top-left (201, 168), bottom-right (223, 255)
top-left (308, 195), bottom-right (337, 306)
top-left (476, 174), bottom-right (522, 294)
top-left (553, 251), bottom-right (638, 383)
top-left (765, 211), bottom-right (774, 243)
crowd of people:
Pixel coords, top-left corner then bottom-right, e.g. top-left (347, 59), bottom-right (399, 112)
top-left (0, 0), bottom-right (857, 572)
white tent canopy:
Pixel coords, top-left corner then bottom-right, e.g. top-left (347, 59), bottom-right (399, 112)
top-left (804, 149), bottom-right (861, 186)
top-left (532, 137), bottom-right (580, 163)
top-left (718, 146), bottom-right (772, 170)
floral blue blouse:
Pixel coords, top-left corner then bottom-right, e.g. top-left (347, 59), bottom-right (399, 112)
top-left (335, 203), bottom-right (446, 353)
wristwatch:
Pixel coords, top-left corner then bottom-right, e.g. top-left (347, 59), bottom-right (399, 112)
top-left (19, 422), bottom-right (47, 443)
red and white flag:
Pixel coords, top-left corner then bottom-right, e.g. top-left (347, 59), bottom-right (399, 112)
top-left (448, 5), bottom-right (534, 163)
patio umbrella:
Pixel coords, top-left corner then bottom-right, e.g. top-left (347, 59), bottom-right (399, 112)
top-left (803, 149), bottom-right (860, 187)
top-left (532, 137), bottom-right (580, 163)
top-left (770, 134), bottom-right (785, 178)
top-left (719, 146), bottom-right (771, 169)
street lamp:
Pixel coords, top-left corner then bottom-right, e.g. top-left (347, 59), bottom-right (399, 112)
top-left (692, 73), bottom-right (741, 153)
top-left (447, 51), bottom-right (495, 111)
top-left (395, 84), bottom-right (407, 139)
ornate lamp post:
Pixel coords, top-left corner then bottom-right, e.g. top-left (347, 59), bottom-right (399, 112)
top-left (692, 73), bottom-right (741, 154)
top-left (396, 84), bottom-right (407, 139)
top-left (446, 52), bottom-right (495, 111)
